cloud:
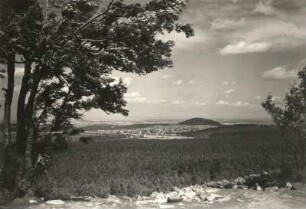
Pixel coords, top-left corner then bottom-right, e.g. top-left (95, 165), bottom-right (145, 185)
top-left (187, 80), bottom-right (196, 85)
top-left (216, 100), bottom-right (230, 105)
top-left (261, 66), bottom-right (297, 81)
top-left (211, 18), bottom-right (245, 30)
top-left (161, 75), bottom-right (173, 79)
top-left (125, 91), bottom-right (147, 103)
top-left (123, 77), bottom-right (132, 86)
top-left (223, 89), bottom-right (235, 95)
top-left (216, 100), bottom-right (251, 107)
top-left (253, 1), bottom-right (276, 15)
top-left (220, 41), bottom-right (271, 54)
top-left (172, 100), bottom-right (185, 105)
top-left (222, 81), bottom-right (236, 86)
top-left (125, 92), bottom-right (141, 98)
top-left (191, 101), bottom-right (206, 106)
top-left (173, 80), bottom-right (183, 86)
top-left (159, 29), bottom-right (208, 50)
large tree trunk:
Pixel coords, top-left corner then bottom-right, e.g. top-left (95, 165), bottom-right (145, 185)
top-left (0, 55), bottom-right (15, 171)
top-left (1, 60), bottom-right (31, 196)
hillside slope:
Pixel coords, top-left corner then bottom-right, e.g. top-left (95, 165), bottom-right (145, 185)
top-left (178, 118), bottom-right (221, 126)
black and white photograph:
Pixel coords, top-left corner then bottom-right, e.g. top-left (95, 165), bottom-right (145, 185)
top-left (0, 0), bottom-right (306, 208)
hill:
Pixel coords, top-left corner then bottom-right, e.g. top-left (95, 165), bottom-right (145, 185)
top-left (178, 118), bottom-right (222, 126)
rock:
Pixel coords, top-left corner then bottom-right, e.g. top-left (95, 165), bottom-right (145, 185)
top-left (150, 192), bottom-right (167, 204)
top-left (207, 181), bottom-right (220, 188)
top-left (265, 186), bottom-right (279, 192)
top-left (234, 177), bottom-right (246, 185)
top-left (45, 200), bottom-right (65, 205)
top-left (237, 185), bottom-right (248, 190)
top-left (221, 179), bottom-right (233, 189)
top-left (70, 196), bottom-right (91, 201)
top-left (29, 199), bottom-right (38, 204)
top-left (120, 196), bottom-right (132, 202)
top-left (254, 183), bottom-right (263, 191)
top-left (167, 197), bottom-right (183, 203)
top-left (197, 194), bottom-right (208, 201)
top-left (106, 195), bottom-right (122, 204)
top-left (286, 182), bottom-right (293, 190)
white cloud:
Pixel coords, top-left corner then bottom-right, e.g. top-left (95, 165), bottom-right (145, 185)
top-left (261, 66), bottom-right (297, 81)
top-left (255, 96), bottom-right (262, 100)
top-left (223, 89), bottom-right (235, 95)
top-left (216, 100), bottom-right (229, 105)
top-left (188, 80), bottom-right (196, 85)
top-left (125, 91), bottom-right (147, 103)
top-left (211, 18), bottom-right (245, 30)
top-left (191, 101), bottom-right (206, 106)
top-left (125, 92), bottom-right (141, 98)
top-left (172, 100), bottom-right (185, 105)
top-left (216, 100), bottom-right (251, 107)
top-left (220, 41), bottom-right (271, 54)
top-left (232, 101), bottom-right (250, 107)
top-left (159, 29), bottom-right (208, 50)
top-left (222, 81), bottom-right (237, 86)
top-left (173, 80), bottom-right (183, 86)
top-left (161, 75), bottom-right (173, 79)
top-left (123, 77), bottom-right (132, 86)
top-left (253, 1), bottom-right (276, 15)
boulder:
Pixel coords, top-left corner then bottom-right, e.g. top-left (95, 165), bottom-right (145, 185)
top-left (45, 200), bottom-right (65, 205)
top-left (237, 185), bottom-right (248, 190)
top-left (234, 177), bottom-right (246, 185)
top-left (167, 197), bottom-right (183, 203)
top-left (286, 182), bottom-right (293, 190)
top-left (220, 179), bottom-right (233, 189)
top-left (207, 181), bottom-right (220, 188)
top-left (254, 183), bottom-right (263, 191)
top-left (265, 186), bottom-right (279, 192)
top-left (197, 194), bottom-right (208, 201)
top-left (29, 199), bottom-right (38, 204)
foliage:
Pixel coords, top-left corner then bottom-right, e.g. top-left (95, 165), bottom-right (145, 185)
top-left (33, 125), bottom-right (290, 199)
top-left (0, 0), bottom-right (193, 195)
top-left (262, 67), bottom-right (306, 181)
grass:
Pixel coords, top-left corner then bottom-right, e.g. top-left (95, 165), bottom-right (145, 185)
top-left (33, 124), bottom-right (291, 199)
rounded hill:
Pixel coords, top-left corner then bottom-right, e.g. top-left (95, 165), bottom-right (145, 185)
top-left (178, 118), bottom-right (222, 126)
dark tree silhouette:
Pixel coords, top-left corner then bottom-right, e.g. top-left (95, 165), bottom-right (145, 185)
top-left (262, 67), bottom-right (306, 182)
top-left (0, 0), bottom-right (193, 199)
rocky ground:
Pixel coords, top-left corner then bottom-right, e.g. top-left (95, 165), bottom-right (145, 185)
top-left (4, 180), bottom-right (306, 209)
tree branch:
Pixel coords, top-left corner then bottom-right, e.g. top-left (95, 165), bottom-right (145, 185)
top-left (75, 0), bottom-right (116, 32)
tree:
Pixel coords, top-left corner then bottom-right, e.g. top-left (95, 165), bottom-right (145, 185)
top-left (0, 0), bottom-right (193, 198)
top-left (262, 67), bottom-right (306, 182)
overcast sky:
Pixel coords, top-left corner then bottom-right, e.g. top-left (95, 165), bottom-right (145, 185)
top-left (2, 0), bottom-right (306, 122)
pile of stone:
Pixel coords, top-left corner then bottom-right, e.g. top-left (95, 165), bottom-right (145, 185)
top-left (135, 185), bottom-right (230, 205)
top-left (205, 172), bottom-right (295, 191)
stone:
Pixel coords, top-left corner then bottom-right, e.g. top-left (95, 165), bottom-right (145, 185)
top-left (221, 179), bottom-right (233, 189)
top-left (255, 183), bottom-right (263, 191)
top-left (237, 185), bottom-right (248, 190)
top-left (207, 181), bottom-right (220, 188)
top-left (29, 199), bottom-right (38, 204)
top-left (198, 194), bottom-right (208, 201)
top-left (167, 197), bottom-right (183, 203)
top-left (286, 182), bottom-right (293, 190)
top-left (265, 186), bottom-right (279, 192)
top-left (46, 200), bottom-right (65, 205)
top-left (234, 177), bottom-right (246, 185)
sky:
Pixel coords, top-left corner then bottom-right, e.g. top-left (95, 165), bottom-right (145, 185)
top-left (2, 0), bottom-right (306, 122)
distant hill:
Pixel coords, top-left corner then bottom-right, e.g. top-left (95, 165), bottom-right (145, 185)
top-left (178, 118), bottom-right (222, 126)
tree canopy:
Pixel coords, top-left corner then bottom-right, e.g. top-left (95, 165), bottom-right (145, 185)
top-left (0, 0), bottom-right (193, 198)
